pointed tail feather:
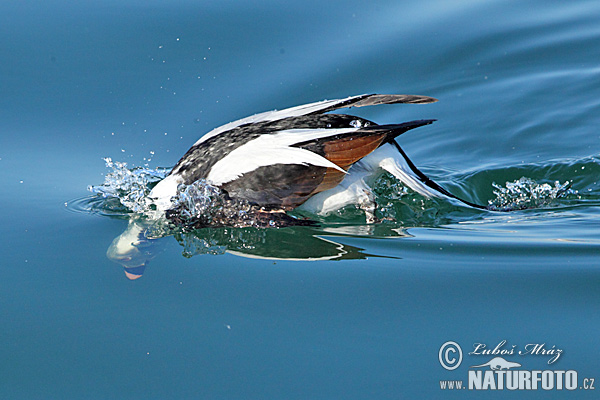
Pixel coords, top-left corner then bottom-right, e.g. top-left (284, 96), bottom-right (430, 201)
top-left (386, 141), bottom-right (488, 210)
top-left (313, 94), bottom-right (438, 115)
top-left (351, 94), bottom-right (438, 107)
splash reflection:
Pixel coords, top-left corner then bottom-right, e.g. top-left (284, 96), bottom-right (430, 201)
top-left (105, 218), bottom-right (408, 279)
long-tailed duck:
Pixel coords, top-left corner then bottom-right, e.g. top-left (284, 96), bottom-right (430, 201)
top-left (147, 93), bottom-right (484, 225)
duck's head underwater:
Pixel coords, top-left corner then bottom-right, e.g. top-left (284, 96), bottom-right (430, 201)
top-left (146, 93), bottom-right (488, 228)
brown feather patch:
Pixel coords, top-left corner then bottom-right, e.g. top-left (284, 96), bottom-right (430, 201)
top-left (323, 133), bottom-right (387, 168)
top-left (302, 133), bottom-right (388, 199)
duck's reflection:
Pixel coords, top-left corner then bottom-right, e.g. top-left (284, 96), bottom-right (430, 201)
top-left (106, 218), bottom-right (411, 279)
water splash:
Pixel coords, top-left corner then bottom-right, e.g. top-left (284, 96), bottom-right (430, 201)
top-left (168, 179), bottom-right (223, 221)
top-left (88, 158), bottom-right (168, 213)
top-left (84, 159), bottom-right (315, 229)
top-left (368, 172), bottom-right (450, 226)
top-left (487, 177), bottom-right (575, 211)
top-left (82, 158), bottom-right (585, 230)
top-left (167, 180), bottom-right (316, 229)
top-left (166, 179), bottom-right (250, 228)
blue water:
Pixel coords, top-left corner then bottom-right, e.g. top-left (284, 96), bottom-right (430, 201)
top-left (2, 0), bottom-right (600, 398)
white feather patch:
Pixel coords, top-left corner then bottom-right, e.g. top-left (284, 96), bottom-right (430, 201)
top-left (206, 128), bottom-right (357, 186)
top-left (147, 174), bottom-right (184, 211)
top-left (193, 95), bottom-right (366, 146)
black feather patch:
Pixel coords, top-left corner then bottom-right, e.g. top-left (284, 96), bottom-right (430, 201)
top-left (170, 114), bottom-right (376, 184)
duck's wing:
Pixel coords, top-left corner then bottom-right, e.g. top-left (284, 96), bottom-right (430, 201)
top-left (214, 118), bottom-right (435, 209)
top-left (193, 94), bottom-right (437, 146)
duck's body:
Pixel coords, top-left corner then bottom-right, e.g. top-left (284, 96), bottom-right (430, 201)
top-left (148, 94), bottom-right (482, 223)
